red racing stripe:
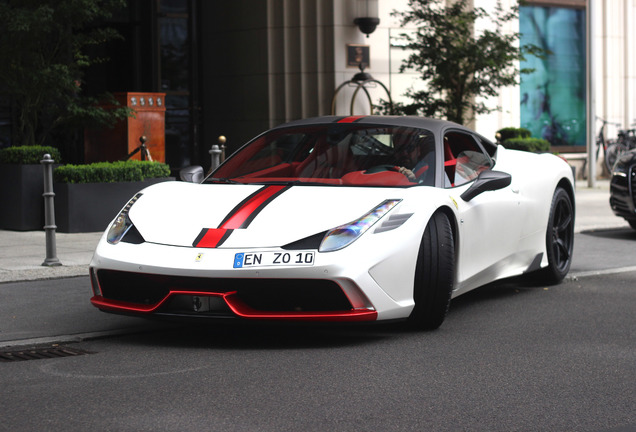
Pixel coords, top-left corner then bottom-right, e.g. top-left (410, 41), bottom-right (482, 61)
top-left (219, 184), bottom-right (287, 229)
top-left (337, 115), bottom-right (366, 123)
top-left (194, 185), bottom-right (289, 248)
top-left (194, 228), bottom-right (232, 248)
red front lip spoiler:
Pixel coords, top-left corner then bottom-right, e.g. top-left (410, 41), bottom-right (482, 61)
top-left (90, 291), bottom-right (378, 322)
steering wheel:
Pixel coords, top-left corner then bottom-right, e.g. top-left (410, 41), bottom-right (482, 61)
top-left (364, 164), bottom-right (399, 174)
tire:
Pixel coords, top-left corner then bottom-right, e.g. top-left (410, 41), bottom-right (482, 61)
top-left (408, 212), bottom-right (455, 330)
top-left (539, 187), bottom-right (574, 284)
top-left (628, 220), bottom-right (636, 231)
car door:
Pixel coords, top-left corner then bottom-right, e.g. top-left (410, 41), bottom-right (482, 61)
top-left (444, 130), bottom-right (525, 290)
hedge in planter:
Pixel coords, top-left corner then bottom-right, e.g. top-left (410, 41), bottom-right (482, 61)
top-left (53, 160), bottom-right (173, 233)
top-left (54, 160), bottom-right (170, 183)
top-left (495, 127), bottom-right (551, 153)
top-left (496, 127), bottom-right (531, 142)
top-left (0, 145), bottom-right (62, 164)
top-left (0, 145), bottom-right (62, 230)
top-left (503, 137), bottom-right (551, 153)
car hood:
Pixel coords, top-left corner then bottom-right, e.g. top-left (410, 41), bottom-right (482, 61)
top-left (126, 181), bottom-right (412, 248)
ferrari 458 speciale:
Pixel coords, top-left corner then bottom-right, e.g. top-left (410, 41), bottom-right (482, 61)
top-left (90, 116), bottom-right (575, 329)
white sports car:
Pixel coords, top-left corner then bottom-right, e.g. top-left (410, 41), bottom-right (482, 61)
top-left (89, 116), bottom-right (575, 329)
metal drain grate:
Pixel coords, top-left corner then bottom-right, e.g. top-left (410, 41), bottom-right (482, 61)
top-left (0, 346), bottom-right (95, 362)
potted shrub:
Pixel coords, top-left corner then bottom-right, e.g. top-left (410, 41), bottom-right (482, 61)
top-left (0, 146), bottom-right (62, 230)
top-left (502, 137), bottom-right (551, 153)
top-left (496, 127), bottom-right (531, 143)
top-left (53, 160), bottom-right (172, 233)
top-left (496, 127), bottom-right (550, 153)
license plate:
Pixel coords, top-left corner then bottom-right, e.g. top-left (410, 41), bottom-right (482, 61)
top-left (233, 251), bottom-right (315, 268)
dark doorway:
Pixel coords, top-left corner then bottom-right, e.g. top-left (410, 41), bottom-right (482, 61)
top-left (84, 0), bottom-right (201, 170)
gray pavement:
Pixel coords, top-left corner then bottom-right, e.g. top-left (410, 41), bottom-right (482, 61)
top-left (0, 180), bottom-right (628, 284)
top-left (0, 230), bottom-right (103, 283)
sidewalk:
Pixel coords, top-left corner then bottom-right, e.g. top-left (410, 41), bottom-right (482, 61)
top-left (0, 230), bottom-right (103, 283)
top-left (0, 179), bottom-right (629, 285)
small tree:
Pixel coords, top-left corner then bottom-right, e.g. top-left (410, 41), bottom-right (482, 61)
top-left (389, 0), bottom-right (543, 125)
top-left (0, 0), bottom-right (130, 148)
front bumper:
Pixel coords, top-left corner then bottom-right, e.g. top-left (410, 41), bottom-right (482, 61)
top-left (609, 166), bottom-right (636, 221)
top-left (90, 267), bottom-right (378, 322)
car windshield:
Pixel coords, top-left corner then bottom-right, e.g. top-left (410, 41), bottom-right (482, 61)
top-left (208, 124), bottom-right (436, 187)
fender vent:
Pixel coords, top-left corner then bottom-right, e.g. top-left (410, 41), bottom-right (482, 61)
top-left (374, 213), bottom-right (413, 234)
top-left (0, 345), bottom-right (95, 362)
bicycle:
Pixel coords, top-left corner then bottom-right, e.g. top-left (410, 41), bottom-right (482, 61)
top-left (596, 117), bottom-right (626, 173)
top-left (613, 125), bottom-right (636, 162)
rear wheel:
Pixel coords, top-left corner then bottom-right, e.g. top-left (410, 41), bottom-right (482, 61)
top-left (408, 212), bottom-right (455, 330)
top-left (539, 187), bottom-right (574, 284)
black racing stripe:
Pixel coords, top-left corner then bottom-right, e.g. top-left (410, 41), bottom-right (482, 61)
top-left (238, 185), bottom-right (291, 229)
top-left (192, 228), bottom-right (208, 247)
top-left (217, 185), bottom-right (270, 228)
top-left (214, 229), bottom-right (234, 248)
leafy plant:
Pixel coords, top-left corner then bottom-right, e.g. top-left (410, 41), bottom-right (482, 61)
top-left (503, 137), bottom-right (550, 153)
top-left (496, 127), bottom-right (531, 142)
top-left (0, 0), bottom-right (131, 148)
top-left (0, 145), bottom-right (62, 164)
top-left (386, 0), bottom-right (545, 125)
top-left (54, 161), bottom-right (171, 184)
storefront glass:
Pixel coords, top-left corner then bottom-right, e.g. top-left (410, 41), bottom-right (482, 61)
top-left (520, 6), bottom-right (586, 148)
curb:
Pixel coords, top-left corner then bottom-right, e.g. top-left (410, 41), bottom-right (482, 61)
top-left (0, 265), bottom-right (89, 284)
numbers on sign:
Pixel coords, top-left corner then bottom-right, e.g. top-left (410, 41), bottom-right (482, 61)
top-left (236, 250), bottom-right (315, 268)
top-left (295, 252), bottom-right (314, 264)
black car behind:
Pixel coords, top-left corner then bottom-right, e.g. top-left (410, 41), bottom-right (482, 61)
top-left (609, 149), bottom-right (636, 229)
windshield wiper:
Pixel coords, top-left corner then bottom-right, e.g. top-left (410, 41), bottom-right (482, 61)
top-left (205, 177), bottom-right (242, 184)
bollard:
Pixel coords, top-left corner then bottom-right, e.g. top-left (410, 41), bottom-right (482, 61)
top-left (209, 136), bottom-right (225, 171)
top-left (209, 145), bottom-right (221, 171)
top-left (41, 154), bottom-right (61, 267)
top-left (218, 135), bottom-right (226, 162)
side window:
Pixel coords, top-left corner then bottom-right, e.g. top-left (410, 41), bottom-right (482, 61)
top-left (443, 131), bottom-right (493, 188)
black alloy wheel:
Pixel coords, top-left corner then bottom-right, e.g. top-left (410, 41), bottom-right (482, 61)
top-left (541, 187), bottom-right (574, 284)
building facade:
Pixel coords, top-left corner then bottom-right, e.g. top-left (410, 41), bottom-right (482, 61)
top-left (1, 0), bottom-right (634, 176)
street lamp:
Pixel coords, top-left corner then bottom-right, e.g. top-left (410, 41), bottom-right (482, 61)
top-left (354, 0), bottom-right (380, 37)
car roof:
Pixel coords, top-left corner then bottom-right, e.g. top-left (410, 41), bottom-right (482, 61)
top-left (270, 115), bottom-right (473, 136)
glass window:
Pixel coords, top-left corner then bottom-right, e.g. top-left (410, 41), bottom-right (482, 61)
top-left (210, 124), bottom-right (437, 187)
top-left (443, 131), bottom-right (493, 187)
top-left (520, 6), bottom-right (586, 148)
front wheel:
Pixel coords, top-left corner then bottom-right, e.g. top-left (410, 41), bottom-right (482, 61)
top-left (408, 212), bottom-right (455, 330)
top-left (539, 187), bottom-right (574, 284)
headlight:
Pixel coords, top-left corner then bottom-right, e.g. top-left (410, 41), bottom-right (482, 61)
top-left (612, 152), bottom-right (636, 177)
top-left (107, 193), bottom-right (142, 244)
top-left (319, 199), bottom-right (401, 252)
top-left (612, 159), bottom-right (628, 177)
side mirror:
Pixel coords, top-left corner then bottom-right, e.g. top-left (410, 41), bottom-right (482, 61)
top-left (179, 165), bottom-right (204, 183)
top-left (460, 170), bottom-right (511, 202)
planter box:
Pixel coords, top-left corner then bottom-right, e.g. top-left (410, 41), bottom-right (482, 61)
top-left (54, 178), bottom-right (174, 233)
top-left (0, 164), bottom-right (48, 231)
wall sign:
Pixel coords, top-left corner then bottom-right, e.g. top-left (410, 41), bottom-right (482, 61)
top-left (347, 44), bottom-right (370, 68)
